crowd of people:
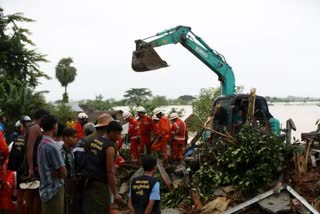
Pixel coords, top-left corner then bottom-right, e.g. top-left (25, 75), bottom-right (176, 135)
top-left (0, 106), bottom-right (188, 214)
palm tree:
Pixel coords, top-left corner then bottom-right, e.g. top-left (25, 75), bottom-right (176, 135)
top-left (55, 57), bottom-right (77, 103)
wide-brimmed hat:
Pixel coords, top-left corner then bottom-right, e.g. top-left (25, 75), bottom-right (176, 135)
top-left (94, 113), bottom-right (113, 128)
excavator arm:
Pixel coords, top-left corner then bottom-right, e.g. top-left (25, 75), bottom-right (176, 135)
top-left (132, 26), bottom-right (235, 95)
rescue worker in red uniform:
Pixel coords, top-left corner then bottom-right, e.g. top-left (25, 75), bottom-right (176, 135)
top-left (136, 106), bottom-right (153, 154)
top-left (123, 111), bottom-right (141, 160)
top-left (151, 115), bottom-right (160, 137)
top-left (73, 112), bottom-right (88, 141)
top-left (169, 113), bottom-right (187, 162)
top-left (0, 160), bottom-right (16, 213)
top-left (151, 108), bottom-right (170, 160)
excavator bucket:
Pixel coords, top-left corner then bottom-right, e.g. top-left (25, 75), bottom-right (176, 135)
top-left (132, 42), bottom-right (168, 72)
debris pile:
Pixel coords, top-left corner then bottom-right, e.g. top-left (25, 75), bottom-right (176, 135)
top-left (114, 126), bottom-right (320, 214)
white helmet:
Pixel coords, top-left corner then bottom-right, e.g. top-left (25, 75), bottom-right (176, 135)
top-left (122, 111), bottom-right (131, 120)
top-left (15, 120), bottom-right (21, 128)
top-left (152, 115), bottom-right (159, 121)
top-left (169, 113), bottom-right (179, 120)
top-left (153, 108), bottom-right (162, 115)
top-left (136, 106), bottom-right (146, 113)
top-left (77, 112), bottom-right (88, 119)
top-left (22, 115), bottom-right (31, 122)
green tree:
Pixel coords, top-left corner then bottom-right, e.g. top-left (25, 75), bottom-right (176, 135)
top-left (150, 95), bottom-right (169, 106)
top-left (0, 8), bottom-right (49, 87)
top-left (0, 79), bottom-right (47, 134)
top-left (177, 95), bottom-right (195, 104)
top-left (0, 8), bottom-right (50, 136)
top-left (45, 103), bottom-right (75, 124)
top-left (55, 57), bottom-right (77, 103)
top-left (83, 94), bottom-right (114, 111)
top-left (123, 88), bottom-right (152, 106)
top-left (190, 87), bottom-right (220, 131)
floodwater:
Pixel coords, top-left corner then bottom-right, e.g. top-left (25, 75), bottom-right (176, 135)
top-left (115, 103), bottom-right (320, 140)
top-left (269, 103), bottom-right (320, 140)
top-left (163, 103), bottom-right (320, 141)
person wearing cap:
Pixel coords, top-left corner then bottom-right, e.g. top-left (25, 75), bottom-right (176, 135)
top-left (83, 114), bottom-right (122, 214)
top-left (151, 108), bottom-right (170, 160)
top-left (73, 112), bottom-right (88, 141)
top-left (169, 113), bottom-right (187, 162)
top-left (123, 111), bottom-right (141, 160)
top-left (136, 106), bottom-right (153, 155)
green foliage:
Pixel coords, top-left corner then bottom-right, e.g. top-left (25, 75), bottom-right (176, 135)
top-left (44, 103), bottom-right (74, 124)
top-left (112, 99), bottom-right (127, 106)
top-left (55, 57), bottom-right (77, 103)
top-left (123, 88), bottom-right (152, 106)
top-left (62, 93), bottom-right (69, 103)
top-left (178, 95), bottom-right (196, 104)
top-left (162, 185), bottom-right (192, 208)
top-left (81, 94), bottom-right (114, 111)
top-left (119, 148), bottom-right (131, 161)
top-left (150, 95), bottom-right (169, 106)
top-left (192, 125), bottom-right (295, 199)
top-left (190, 88), bottom-right (220, 131)
top-left (0, 79), bottom-right (47, 134)
top-left (0, 8), bottom-right (49, 87)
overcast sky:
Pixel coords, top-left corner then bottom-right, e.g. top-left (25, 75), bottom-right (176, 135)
top-left (2, 0), bottom-right (320, 101)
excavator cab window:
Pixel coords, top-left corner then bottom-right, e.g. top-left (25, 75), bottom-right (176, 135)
top-left (213, 96), bottom-right (272, 133)
top-left (212, 98), bottom-right (232, 132)
top-left (231, 97), bottom-right (272, 132)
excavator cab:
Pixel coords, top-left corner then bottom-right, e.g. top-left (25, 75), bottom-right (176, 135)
top-left (132, 40), bottom-right (168, 72)
top-left (212, 95), bottom-right (273, 133)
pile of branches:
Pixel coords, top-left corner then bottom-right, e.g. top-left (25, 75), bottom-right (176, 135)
top-left (162, 125), bottom-right (296, 209)
top-left (193, 125), bottom-right (296, 200)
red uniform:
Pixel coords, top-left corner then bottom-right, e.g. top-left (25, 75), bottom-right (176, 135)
top-left (137, 116), bottom-right (153, 154)
top-left (0, 131), bottom-right (8, 161)
top-left (117, 137), bottom-right (123, 150)
top-left (170, 118), bottom-right (187, 160)
top-left (128, 117), bottom-right (141, 160)
top-left (0, 160), bottom-right (16, 213)
top-left (73, 122), bottom-right (84, 140)
top-left (152, 116), bottom-right (170, 159)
